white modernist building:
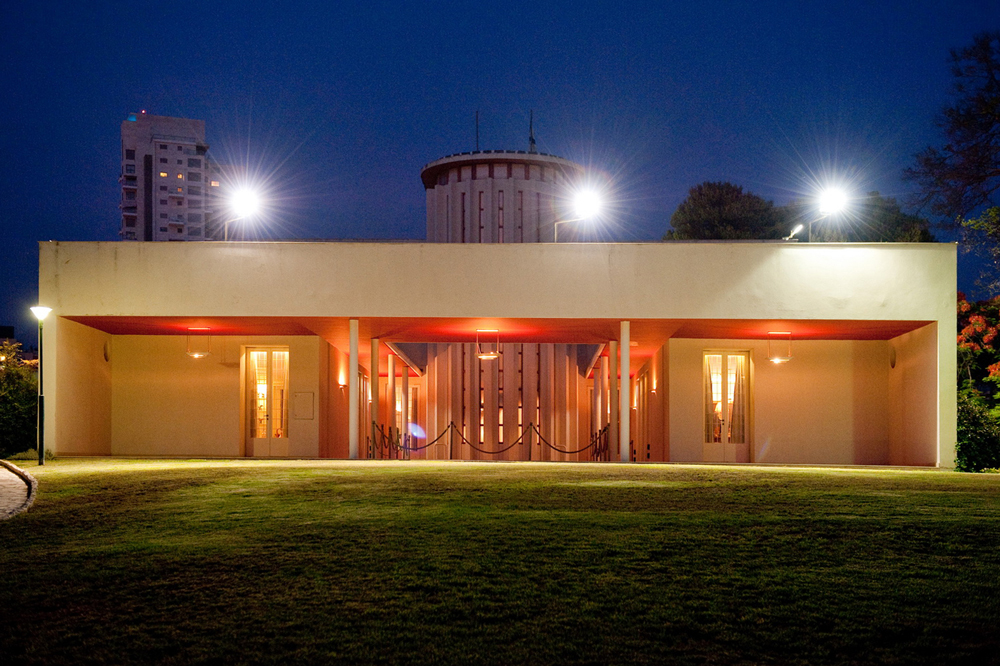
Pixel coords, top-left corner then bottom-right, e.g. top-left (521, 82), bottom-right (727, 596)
top-left (44, 150), bottom-right (955, 465)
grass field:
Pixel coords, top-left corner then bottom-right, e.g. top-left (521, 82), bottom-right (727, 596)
top-left (1, 459), bottom-right (999, 665)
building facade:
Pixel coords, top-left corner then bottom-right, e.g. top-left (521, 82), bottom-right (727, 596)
top-left (45, 147), bottom-right (956, 466)
top-left (119, 112), bottom-right (221, 241)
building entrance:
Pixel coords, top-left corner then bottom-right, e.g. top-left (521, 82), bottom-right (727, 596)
top-left (246, 347), bottom-right (290, 457)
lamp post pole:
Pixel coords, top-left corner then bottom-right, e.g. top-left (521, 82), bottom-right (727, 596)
top-left (554, 219), bottom-right (570, 242)
top-left (30, 306), bottom-right (52, 465)
top-left (37, 319), bottom-right (44, 465)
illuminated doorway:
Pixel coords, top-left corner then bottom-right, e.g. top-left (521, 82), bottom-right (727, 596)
top-left (703, 351), bottom-right (751, 462)
top-left (246, 347), bottom-right (290, 457)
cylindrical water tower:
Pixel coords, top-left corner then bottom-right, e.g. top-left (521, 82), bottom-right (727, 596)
top-left (420, 151), bottom-right (586, 243)
top-left (410, 149), bottom-right (604, 461)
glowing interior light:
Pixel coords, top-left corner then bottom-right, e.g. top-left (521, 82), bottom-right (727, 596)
top-left (767, 331), bottom-right (792, 364)
top-left (476, 329), bottom-right (500, 359)
top-left (186, 327), bottom-right (211, 358)
top-left (818, 188), bottom-right (848, 216)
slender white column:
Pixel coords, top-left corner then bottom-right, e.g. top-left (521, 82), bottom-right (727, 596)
top-left (620, 320), bottom-right (631, 462)
top-left (349, 319), bottom-right (359, 459)
top-left (609, 340), bottom-right (619, 460)
top-left (387, 353), bottom-right (397, 437)
top-left (401, 363), bottom-right (409, 449)
top-left (370, 337), bottom-right (379, 459)
top-left (599, 356), bottom-right (609, 431)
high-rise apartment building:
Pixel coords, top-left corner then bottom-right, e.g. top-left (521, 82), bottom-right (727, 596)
top-left (119, 111), bottom-right (221, 241)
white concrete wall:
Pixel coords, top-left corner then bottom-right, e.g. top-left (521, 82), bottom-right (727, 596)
top-left (52, 318), bottom-right (112, 455)
top-left (669, 338), bottom-right (899, 465)
top-left (101, 335), bottom-right (323, 457)
top-left (889, 324), bottom-right (940, 466)
top-left (38, 242), bottom-right (954, 322)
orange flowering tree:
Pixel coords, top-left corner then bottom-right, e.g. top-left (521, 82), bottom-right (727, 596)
top-left (957, 292), bottom-right (1000, 398)
top-left (956, 293), bottom-right (1000, 471)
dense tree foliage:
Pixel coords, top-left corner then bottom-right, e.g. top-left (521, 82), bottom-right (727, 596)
top-left (0, 341), bottom-right (37, 458)
top-left (905, 31), bottom-right (1000, 289)
top-left (663, 182), bottom-right (788, 240)
top-left (806, 192), bottom-right (935, 242)
top-left (956, 391), bottom-right (1000, 472)
top-left (664, 184), bottom-right (933, 242)
top-left (904, 31), bottom-right (1000, 223)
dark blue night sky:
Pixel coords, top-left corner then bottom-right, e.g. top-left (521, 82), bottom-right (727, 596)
top-left (1, 1), bottom-right (995, 342)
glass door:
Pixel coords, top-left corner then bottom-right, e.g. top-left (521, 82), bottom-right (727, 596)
top-left (246, 347), bottom-right (290, 457)
top-left (703, 352), bottom-right (750, 462)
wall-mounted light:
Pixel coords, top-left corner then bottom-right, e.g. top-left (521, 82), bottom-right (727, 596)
top-left (767, 331), bottom-right (792, 364)
top-left (784, 224), bottom-right (804, 241)
top-left (477, 329), bottom-right (500, 360)
top-left (186, 327), bottom-right (211, 358)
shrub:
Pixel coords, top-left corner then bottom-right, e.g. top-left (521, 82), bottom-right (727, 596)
top-left (7, 448), bottom-right (53, 461)
top-left (956, 390), bottom-right (1000, 472)
top-left (0, 342), bottom-right (38, 459)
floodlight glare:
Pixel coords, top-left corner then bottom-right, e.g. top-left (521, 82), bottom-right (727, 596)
top-left (817, 188), bottom-right (848, 216)
top-left (573, 190), bottom-right (603, 220)
top-left (231, 188), bottom-right (261, 219)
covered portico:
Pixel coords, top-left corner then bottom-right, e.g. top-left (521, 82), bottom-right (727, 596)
top-left (38, 240), bottom-right (956, 466)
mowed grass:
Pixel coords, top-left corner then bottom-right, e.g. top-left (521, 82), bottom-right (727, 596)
top-left (2, 460), bottom-right (1000, 665)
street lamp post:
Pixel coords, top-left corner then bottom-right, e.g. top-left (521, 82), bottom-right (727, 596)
top-left (30, 306), bottom-right (52, 466)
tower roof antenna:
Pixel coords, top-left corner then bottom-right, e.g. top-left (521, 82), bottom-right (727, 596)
top-left (528, 110), bottom-right (537, 154)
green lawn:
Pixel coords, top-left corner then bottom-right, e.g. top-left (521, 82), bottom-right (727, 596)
top-left (2, 460), bottom-right (999, 665)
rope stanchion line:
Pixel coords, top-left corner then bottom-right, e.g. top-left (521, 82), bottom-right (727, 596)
top-left (367, 420), bottom-right (615, 460)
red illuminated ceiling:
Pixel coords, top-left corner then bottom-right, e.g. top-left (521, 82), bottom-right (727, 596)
top-left (67, 315), bottom-right (930, 375)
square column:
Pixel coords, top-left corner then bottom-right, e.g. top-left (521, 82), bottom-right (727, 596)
top-left (620, 320), bottom-right (630, 462)
top-left (349, 319), bottom-right (359, 459)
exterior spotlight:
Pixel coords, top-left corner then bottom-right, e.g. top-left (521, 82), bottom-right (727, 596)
top-left (555, 189), bottom-right (603, 242)
top-left (818, 188), bottom-right (848, 216)
top-left (30, 306), bottom-right (53, 465)
top-left (231, 188), bottom-right (260, 218)
top-left (222, 188), bottom-right (262, 240)
top-left (573, 189), bottom-right (603, 220)
top-left (784, 224), bottom-right (804, 241)
top-left (809, 188), bottom-right (849, 242)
